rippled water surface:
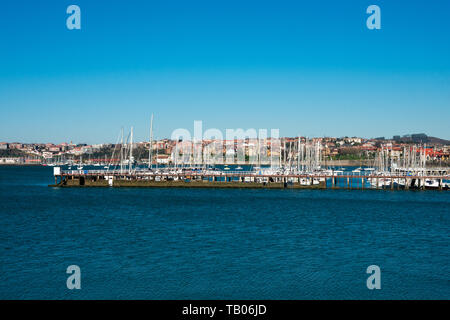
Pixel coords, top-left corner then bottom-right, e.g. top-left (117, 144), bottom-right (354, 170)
top-left (0, 166), bottom-right (448, 299)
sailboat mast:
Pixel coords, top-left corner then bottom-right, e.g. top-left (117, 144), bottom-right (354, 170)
top-left (149, 113), bottom-right (154, 169)
top-left (288, 141), bottom-right (293, 171)
top-left (279, 138), bottom-right (282, 168)
top-left (155, 139), bottom-right (159, 170)
top-left (120, 127), bottom-right (124, 174)
top-left (129, 126), bottom-right (133, 174)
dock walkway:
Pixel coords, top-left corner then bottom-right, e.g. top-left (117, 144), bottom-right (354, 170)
top-left (51, 168), bottom-right (450, 190)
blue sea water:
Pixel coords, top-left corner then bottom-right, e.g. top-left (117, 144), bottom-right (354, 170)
top-left (0, 166), bottom-right (448, 299)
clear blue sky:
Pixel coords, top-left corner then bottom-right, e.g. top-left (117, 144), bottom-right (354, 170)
top-left (1, 0), bottom-right (449, 144)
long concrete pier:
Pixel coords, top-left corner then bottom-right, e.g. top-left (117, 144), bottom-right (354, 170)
top-left (50, 169), bottom-right (450, 190)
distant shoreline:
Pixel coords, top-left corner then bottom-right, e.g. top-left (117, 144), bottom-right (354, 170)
top-left (0, 164), bottom-right (42, 166)
top-left (2, 160), bottom-right (449, 167)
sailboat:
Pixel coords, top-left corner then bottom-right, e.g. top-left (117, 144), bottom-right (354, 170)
top-left (77, 155), bottom-right (83, 170)
top-left (103, 155), bottom-right (109, 169)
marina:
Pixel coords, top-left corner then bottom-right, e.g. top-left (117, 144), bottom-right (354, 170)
top-left (50, 125), bottom-right (450, 190)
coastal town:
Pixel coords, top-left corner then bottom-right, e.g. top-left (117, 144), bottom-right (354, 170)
top-left (1, 133), bottom-right (449, 166)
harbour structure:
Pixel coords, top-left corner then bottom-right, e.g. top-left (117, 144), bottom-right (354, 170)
top-left (49, 125), bottom-right (449, 190)
top-left (368, 144), bottom-right (449, 189)
top-left (50, 166), bottom-right (449, 190)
